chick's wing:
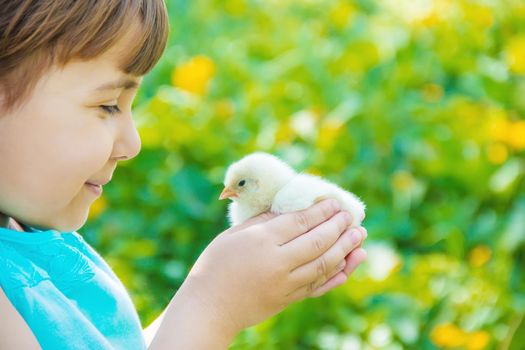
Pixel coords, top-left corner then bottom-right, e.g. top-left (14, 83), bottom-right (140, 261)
top-left (271, 174), bottom-right (365, 227)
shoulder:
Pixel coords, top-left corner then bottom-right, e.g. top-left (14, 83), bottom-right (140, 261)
top-left (0, 286), bottom-right (41, 349)
top-left (63, 232), bottom-right (123, 286)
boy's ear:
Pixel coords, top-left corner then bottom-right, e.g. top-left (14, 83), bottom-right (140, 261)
top-left (0, 88), bottom-right (11, 114)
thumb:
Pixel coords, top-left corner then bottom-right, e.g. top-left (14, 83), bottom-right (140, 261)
top-left (225, 211), bottom-right (279, 234)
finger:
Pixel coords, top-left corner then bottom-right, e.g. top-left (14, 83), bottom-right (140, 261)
top-left (342, 247), bottom-right (367, 277)
top-left (225, 211), bottom-right (279, 234)
top-left (355, 227), bottom-right (368, 248)
top-left (265, 199), bottom-right (342, 246)
top-left (358, 227), bottom-right (368, 243)
top-left (279, 210), bottom-right (353, 269)
top-left (325, 245), bottom-right (367, 283)
top-left (288, 227), bottom-right (363, 287)
top-left (287, 248), bottom-right (367, 301)
top-left (308, 271), bottom-right (348, 298)
top-left (305, 259), bottom-right (348, 298)
top-left (325, 259), bottom-right (346, 281)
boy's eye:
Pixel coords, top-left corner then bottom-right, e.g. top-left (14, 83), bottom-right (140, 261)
top-left (99, 105), bottom-right (121, 115)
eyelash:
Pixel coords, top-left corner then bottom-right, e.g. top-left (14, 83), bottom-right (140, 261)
top-left (100, 105), bottom-right (121, 115)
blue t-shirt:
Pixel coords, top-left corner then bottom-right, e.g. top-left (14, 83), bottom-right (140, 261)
top-left (0, 225), bottom-right (147, 350)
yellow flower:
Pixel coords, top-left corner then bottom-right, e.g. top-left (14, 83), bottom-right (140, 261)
top-left (316, 119), bottom-right (343, 150)
top-left (505, 35), bottom-right (525, 74)
top-left (275, 122), bottom-right (295, 145)
top-left (88, 195), bottom-right (107, 219)
top-left (508, 120), bottom-right (525, 150)
top-left (487, 117), bottom-right (525, 151)
top-left (172, 55), bottom-right (216, 95)
top-left (418, 11), bottom-right (440, 28)
top-left (411, 0), bottom-right (453, 28)
top-left (338, 41), bottom-right (380, 73)
top-left (487, 116), bottom-right (509, 142)
top-left (430, 323), bottom-right (468, 348)
top-left (466, 331), bottom-right (490, 350)
top-left (330, 2), bottom-right (355, 30)
top-left (224, 0), bottom-right (247, 16)
top-left (486, 143), bottom-right (508, 165)
top-left (463, 4), bottom-right (494, 30)
top-left (468, 245), bottom-right (492, 268)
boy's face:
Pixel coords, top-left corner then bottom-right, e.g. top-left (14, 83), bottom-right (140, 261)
top-left (0, 33), bottom-right (143, 232)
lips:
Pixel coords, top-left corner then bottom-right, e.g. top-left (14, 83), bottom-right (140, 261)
top-left (85, 172), bottom-right (113, 196)
top-left (86, 179), bottom-right (110, 186)
top-left (85, 182), bottom-right (103, 196)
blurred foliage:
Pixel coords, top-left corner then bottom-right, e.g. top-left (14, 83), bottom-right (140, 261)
top-left (82, 0), bottom-right (525, 349)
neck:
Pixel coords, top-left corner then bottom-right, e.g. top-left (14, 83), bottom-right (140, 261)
top-left (0, 212), bottom-right (26, 231)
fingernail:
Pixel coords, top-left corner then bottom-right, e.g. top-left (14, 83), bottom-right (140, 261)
top-left (360, 227), bottom-right (368, 239)
top-left (350, 229), bottom-right (361, 245)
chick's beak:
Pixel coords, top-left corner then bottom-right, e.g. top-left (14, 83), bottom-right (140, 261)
top-left (219, 187), bottom-right (238, 200)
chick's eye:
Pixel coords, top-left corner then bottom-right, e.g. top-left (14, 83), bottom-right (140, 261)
top-left (99, 105), bottom-right (121, 115)
top-left (238, 180), bottom-right (246, 187)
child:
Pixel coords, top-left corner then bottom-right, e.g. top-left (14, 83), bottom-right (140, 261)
top-left (0, 1), bottom-right (368, 349)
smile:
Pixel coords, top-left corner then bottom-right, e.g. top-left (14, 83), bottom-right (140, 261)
top-left (85, 182), bottom-right (103, 196)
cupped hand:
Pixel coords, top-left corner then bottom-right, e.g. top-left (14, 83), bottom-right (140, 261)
top-left (181, 199), bottom-right (367, 336)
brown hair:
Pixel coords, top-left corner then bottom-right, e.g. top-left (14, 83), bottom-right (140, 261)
top-left (0, 0), bottom-right (169, 113)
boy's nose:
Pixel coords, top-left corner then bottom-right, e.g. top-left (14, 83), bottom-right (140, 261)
top-left (112, 113), bottom-right (141, 161)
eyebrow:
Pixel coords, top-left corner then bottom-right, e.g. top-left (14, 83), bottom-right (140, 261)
top-left (94, 77), bottom-right (140, 92)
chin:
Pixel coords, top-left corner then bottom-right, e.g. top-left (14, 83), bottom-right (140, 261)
top-left (39, 211), bottom-right (88, 233)
top-left (58, 215), bottom-right (88, 232)
top-left (54, 222), bottom-right (85, 233)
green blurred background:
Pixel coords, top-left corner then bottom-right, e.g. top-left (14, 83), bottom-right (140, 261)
top-left (82, 0), bottom-right (525, 349)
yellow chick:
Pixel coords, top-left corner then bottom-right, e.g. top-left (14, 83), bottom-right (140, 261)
top-left (219, 152), bottom-right (366, 227)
